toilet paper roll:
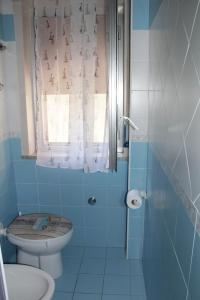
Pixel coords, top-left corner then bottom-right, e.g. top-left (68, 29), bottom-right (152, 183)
top-left (126, 189), bottom-right (142, 209)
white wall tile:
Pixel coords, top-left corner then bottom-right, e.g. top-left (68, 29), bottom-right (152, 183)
top-left (130, 29), bottom-right (149, 142)
top-left (131, 30), bottom-right (149, 62)
top-left (178, 51), bottom-right (200, 136)
top-left (173, 143), bottom-right (192, 200)
top-left (181, 0), bottom-right (199, 40)
top-left (129, 117), bottom-right (148, 141)
top-left (170, 17), bottom-right (189, 85)
top-left (185, 102), bottom-right (200, 201)
top-left (190, 5), bottom-right (200, 81)
top-left (131, 61), bottom-right (149, 91)
top-left (130, 91), bottom-right (148, 119)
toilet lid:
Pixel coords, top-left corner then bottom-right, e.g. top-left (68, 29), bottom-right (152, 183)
top-left (7, 214), bottom-right (73, 240)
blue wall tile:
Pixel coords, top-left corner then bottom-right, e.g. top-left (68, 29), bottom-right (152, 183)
top-left (84, 206), bottom-right (107, 228)
top-left (132, 0), bottom-right (149, 29)
top-left (62, 207), bottom-right (84, 227)
top-left (59, 169), bottom-right (83, 185)
top-left (60, 185), bottom-right (84, 206)
top-left (16, 183), bottom-right (38, 205)
top-left (85, 228), bottom-right (107, 247)
top-left (131, 143), bottom-right (148, 169)
top-left (36, 165), bottom-right (60, 184)
top-left (38, 183), bottom-right (60, 205)
top-left (106, 186), bottom-right (126, 207)
top-left (39, 205), bottom-right (61, 215)
top-left (130, 169), bottom-right (147, 190)
top-left (14, 160), bottom-right (36, 183)
top-left (129, 216), bottom-right (144, 239)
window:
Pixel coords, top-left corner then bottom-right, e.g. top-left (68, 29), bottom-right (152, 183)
top-left (13, 0), bottom-right (130, 167)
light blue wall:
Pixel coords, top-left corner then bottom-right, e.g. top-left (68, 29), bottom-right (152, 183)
top-left (0, 141), bottom-right (18, 262)
top-left (13, 139), bottom-right (128, 248)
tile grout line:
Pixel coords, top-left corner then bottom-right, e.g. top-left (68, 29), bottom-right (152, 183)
top-left (72, 246), bottom-right (85, 298)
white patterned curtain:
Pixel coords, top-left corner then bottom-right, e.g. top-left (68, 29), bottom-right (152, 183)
top-left (34, 0), bottom-right (109, 172)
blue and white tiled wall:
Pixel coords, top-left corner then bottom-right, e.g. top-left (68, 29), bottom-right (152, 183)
top-left (144, 0), bottom-right (200, 299)
top-left (0, 1), bottom-right (19, 262)
top-left (13, 139), bottom-right (128, 248)
top-left (127, 0), bottom-right (149, 259)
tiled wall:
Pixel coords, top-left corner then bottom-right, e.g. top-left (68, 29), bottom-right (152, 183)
top-left (144, 0), bottom-right (200, 299)
top-left (127, 0), bottom-right (149, 259)
top-left (13, 139), bottom-right (128, 248)
top-left (0, 1), bottom-right (18, 263)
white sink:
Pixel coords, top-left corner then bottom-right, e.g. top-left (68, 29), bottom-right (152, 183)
top-left (4, 264), bottom-right (55, 300)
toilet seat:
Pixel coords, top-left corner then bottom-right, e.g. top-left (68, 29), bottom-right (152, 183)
top-left (7, 213), bottom-right (72, 240)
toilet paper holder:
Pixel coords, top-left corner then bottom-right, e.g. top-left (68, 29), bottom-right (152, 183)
top-left (126, 189), bottom-right (147, 209)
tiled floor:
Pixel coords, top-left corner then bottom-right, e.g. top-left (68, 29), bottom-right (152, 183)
top-left (53, 247), bottom-right (146, 300)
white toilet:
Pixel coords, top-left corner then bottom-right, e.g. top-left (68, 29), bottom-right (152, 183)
top-left (7, 213), bottom-right (73, 279)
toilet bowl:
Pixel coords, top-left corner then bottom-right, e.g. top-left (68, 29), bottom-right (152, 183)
top-left (4, 264), bottom-right (55, 300)
top-left (7, 213), bottom-right (73, 279)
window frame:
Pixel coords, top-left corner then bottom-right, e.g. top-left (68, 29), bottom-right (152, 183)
top-left (13, 0), bottom-right (130, 163)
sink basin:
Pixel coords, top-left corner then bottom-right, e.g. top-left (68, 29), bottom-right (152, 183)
top-left (4, 264), bottom-right (55, 300)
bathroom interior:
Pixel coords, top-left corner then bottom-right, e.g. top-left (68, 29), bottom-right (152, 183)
top-left (0, 0), bottom-right (200, 299)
